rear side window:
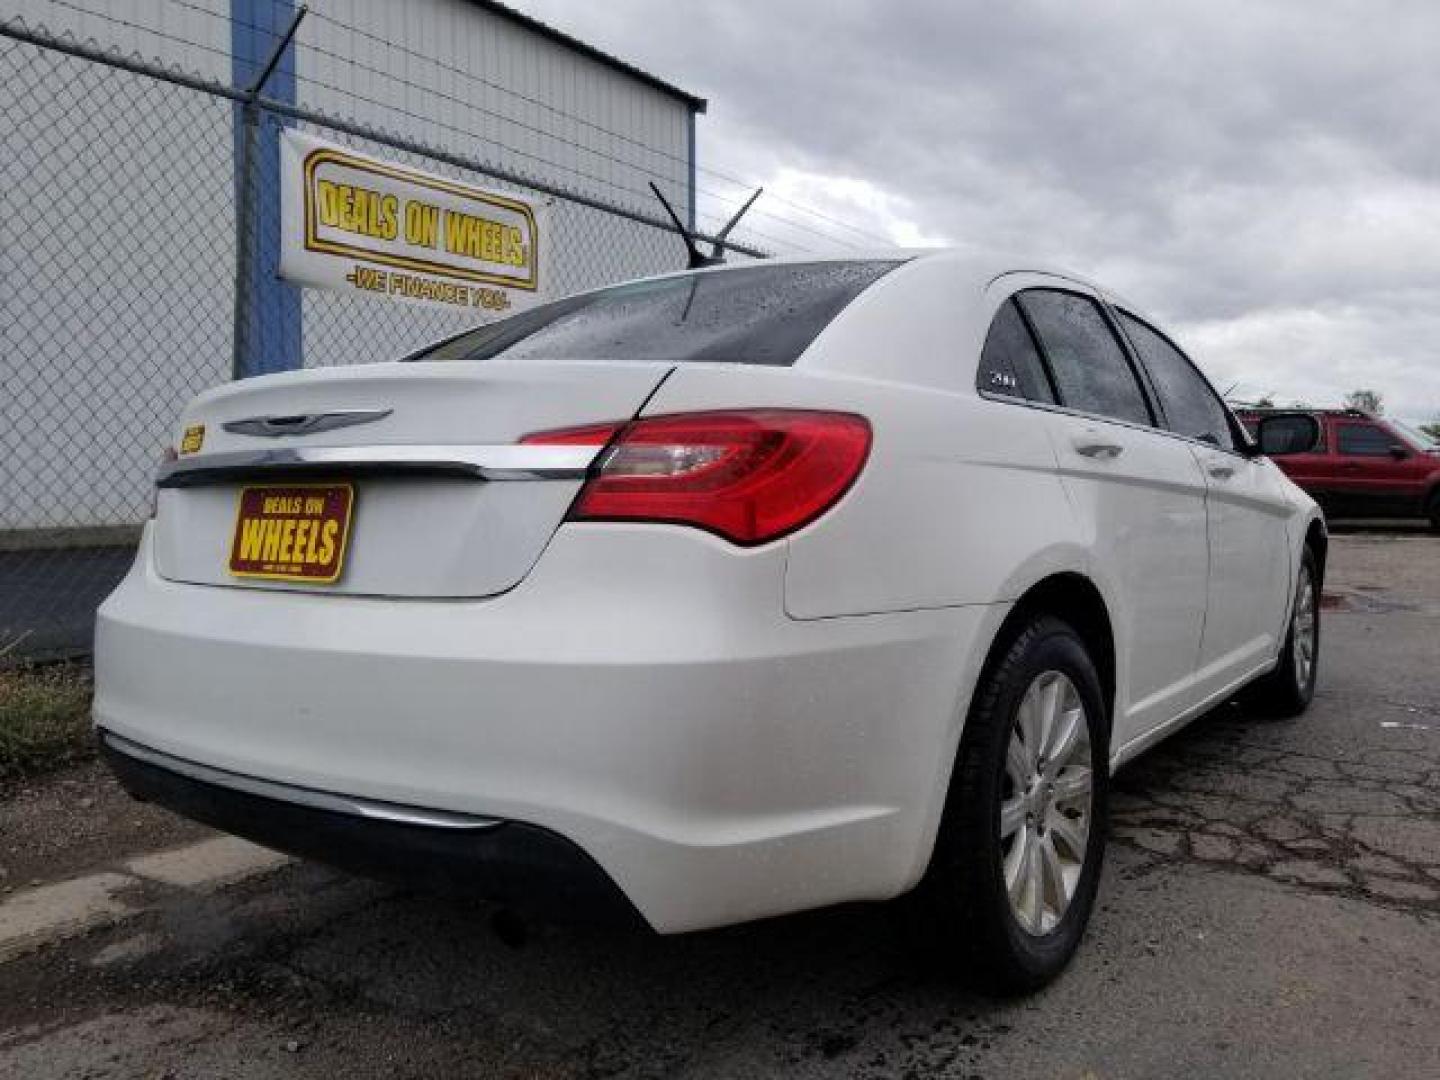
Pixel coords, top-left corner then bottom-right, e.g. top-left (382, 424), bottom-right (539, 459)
top-left (413, 260), bottom-right (900, 367)
top-left (977, 299), bottom-right (1055, 403)
top-left (1016, 290), bottom-right (1153, 426)
top-left (1260, 415), bottom-right (1323, 454)
top-left (1117, 311), bottom-right (1234, 451)
top-left (1336, 422), bottom-right (1396, 456)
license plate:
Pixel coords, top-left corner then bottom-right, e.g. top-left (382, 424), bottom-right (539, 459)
top-left (229, 483), bottom-right (354, 583)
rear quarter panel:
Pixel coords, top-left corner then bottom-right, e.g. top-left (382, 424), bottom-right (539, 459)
top-left (782, 383), bottom-right (1077, 619)
top-left (638, 264), bottom-right (1085, 620)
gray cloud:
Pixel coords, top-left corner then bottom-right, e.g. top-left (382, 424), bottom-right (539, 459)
top-left (517, 0), bottom-right (1440, 418)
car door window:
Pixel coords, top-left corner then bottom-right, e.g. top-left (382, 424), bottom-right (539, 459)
top-left (1259, 415), bottom-right (1323, 455)
top-left (1117, 311), bottom-right (1234, 451)
top-left (1016, 290), bottom-right (1153, 426)
top-left (1336, 423), bottom-right (1396, 456)
top-left (976, 299), bottom-right (1056, 404)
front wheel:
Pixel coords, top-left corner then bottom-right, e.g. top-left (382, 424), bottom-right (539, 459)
top-left (913, 615), bottom-right (1109, 994)
top-left (1244, 546), bottom-right (1320, 717)
top-left (1427, 492), bottom-right (1440, 531)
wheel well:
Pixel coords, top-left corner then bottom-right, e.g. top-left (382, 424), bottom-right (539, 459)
top-left (988, 573), bottom-right (1116, 718)
top-left (1305, 519), bottom-right (1328, 588)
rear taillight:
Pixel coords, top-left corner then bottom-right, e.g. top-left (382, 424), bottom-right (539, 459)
top-left (149, 446), bottom-right (179, 519)
top-left (522, 409), bottom-right (871, 545)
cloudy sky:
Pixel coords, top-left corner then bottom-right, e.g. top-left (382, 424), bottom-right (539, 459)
top-left (516, 0), bottom-right (1440, 421)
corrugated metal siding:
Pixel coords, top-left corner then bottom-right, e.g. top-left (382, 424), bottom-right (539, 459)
top-left (3, 0), bottom-right (696, 528)
top-left (4, 0), bottom-right (232, 81)
top-left (296, 0), bottom-right (695, 369)
top-left (3, 0), bottom-right (694, 211)
top-left (301, 0), bottom-right (692, 218)
top-left (2, 0), bottom-right (235, 530)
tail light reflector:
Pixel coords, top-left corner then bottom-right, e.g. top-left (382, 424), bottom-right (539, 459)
top-left (522, 409), bottom-right (870, 545)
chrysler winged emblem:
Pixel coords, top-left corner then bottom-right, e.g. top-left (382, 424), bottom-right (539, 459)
top-left (222, 409), bottom-right (393, 437)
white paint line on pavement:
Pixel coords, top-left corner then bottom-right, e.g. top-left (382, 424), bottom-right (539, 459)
top-left (0, 873), bottom-right (136, 964)
top-left (0, 837), bottom-right (295, 964)
top-left (124, 836), bottom-right (292, 890)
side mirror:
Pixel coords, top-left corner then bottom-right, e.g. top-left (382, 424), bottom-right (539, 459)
top-left (1257, 414), bottom-right (1321, 456)
top-left (1388, 444), bottom-right (1410, 460)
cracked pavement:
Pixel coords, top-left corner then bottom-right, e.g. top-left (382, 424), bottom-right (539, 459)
top-left (1112, 530), bottom-right (1440, 917)
top-left (1, 531), bottom-right (1437, 1078)
top-left (1112, 704), bottom-right (1440, 910)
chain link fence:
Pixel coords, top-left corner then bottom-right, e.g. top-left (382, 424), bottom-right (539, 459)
top-left (0, 15), bottom-right (757, 663)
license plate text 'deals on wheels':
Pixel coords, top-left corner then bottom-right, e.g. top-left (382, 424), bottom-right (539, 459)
top-left (229, 484), bottom-right (354, 583)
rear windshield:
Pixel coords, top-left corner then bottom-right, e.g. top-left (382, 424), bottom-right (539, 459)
top-left (411, 260), bottom-right (901, 367)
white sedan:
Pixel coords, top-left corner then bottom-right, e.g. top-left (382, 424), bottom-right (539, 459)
top-left (95, 252), bottom-right (1325, 991)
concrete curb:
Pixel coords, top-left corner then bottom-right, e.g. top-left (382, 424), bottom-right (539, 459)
top-left (0, 838), bottom-right (291, 963)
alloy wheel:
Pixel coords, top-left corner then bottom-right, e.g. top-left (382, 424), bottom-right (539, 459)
top-left (999, 670), bottom-right (1094, 936)
top-left (1293, 567), bottom-right (1318, 692)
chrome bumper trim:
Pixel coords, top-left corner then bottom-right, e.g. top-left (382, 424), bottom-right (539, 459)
top-left (101, 732), bottom-right (504, 831)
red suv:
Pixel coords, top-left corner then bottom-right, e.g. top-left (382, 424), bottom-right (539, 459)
top-left (1237, 408), bottom-right (1440, 528)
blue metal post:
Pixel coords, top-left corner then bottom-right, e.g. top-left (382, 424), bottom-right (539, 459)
top-left (232, 0), bottom-right (302, 378)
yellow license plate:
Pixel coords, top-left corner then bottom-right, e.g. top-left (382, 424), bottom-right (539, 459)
top-left (229, 483), bottom-right (354, 584)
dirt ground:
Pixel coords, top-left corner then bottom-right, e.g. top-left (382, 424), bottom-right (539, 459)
top-left (0, 759), bottom-right (207, 888)
top-left (1, 531), bottom-right (1436, 1079)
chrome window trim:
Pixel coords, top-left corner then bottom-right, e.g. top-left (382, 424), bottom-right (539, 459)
top-left (978, 279), bottom-right (1256, 461)
top-left (156, 444), bottom-right (600, 488)
top-left (975, 389), bottom-right (1257, 460)
top-left (102, 732), bottom-right (503, 831)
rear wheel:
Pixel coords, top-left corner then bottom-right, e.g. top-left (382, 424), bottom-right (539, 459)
top-left (1427, 491), bottom-right (1440, 531)
top-left (1244, 546), bottom-right (1320, 717)
top-left (913, 616), bottom-right (1108, 994)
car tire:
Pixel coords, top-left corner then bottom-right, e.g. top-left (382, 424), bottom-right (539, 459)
top-left (1427, 491), bottom-right (1440, 531)
top-left (912, 615), bottom-right (1109, 995)
top-left (1243, 546), bottom-right (1321, 717)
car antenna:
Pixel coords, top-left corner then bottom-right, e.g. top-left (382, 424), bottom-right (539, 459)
top-left (648, 182), bottom-right (764, 269)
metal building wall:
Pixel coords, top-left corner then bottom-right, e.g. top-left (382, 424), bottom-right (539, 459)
top-left (303, 0), bottom-right (693, 218)
top-left (3, 0), bottom-right (231, 78)
top-left (3, 0), bottom-right (696, 205)
top-left (295, 0), bottom-right (697, 367)
top-left (1, 0), bottom-right (698, 529)
top-left (2, 0), bottom-right (235, 532)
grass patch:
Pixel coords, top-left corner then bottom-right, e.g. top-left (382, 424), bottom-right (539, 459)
top-left (0, 661), bottom-right (94, 782)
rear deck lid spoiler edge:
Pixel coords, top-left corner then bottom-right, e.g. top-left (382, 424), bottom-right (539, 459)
top-left (156, 444), bottom-right (600, 488)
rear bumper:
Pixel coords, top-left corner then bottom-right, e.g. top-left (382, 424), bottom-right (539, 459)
top-left (101, 731), bottom-right (645, 928)
top-left (96, 523), bottom-right (1000, 932)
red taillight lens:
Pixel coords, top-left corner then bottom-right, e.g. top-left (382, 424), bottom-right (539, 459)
top-left (150, 446), bottom-right (179, 519)
top-left (522, 409), bottom-right (871, 545)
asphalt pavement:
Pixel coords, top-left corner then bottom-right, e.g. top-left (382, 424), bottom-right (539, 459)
top-left (1, 532), bottom-right (1436, 1078)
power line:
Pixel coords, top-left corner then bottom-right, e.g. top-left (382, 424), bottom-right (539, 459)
top-left (699, 165), bottom-right (898, 247)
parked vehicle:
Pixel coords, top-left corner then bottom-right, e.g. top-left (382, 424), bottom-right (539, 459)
top-left (95, 253), bottom-right (1326, 992)
top-left (1236, 408), bottom-right (1440, 528)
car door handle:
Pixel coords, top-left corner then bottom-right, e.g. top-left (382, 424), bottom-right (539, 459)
top-left (1208, 464), bottom-right (1236, 480)
top-left (1073, 439), bottom-right (1124, 460)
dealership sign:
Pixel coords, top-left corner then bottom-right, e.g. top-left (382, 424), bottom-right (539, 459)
top-left (279, 131), bottom-right (544, 313)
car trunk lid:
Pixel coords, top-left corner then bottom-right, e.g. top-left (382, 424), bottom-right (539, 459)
top-left (152, 360), bottom-right (669, 598)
